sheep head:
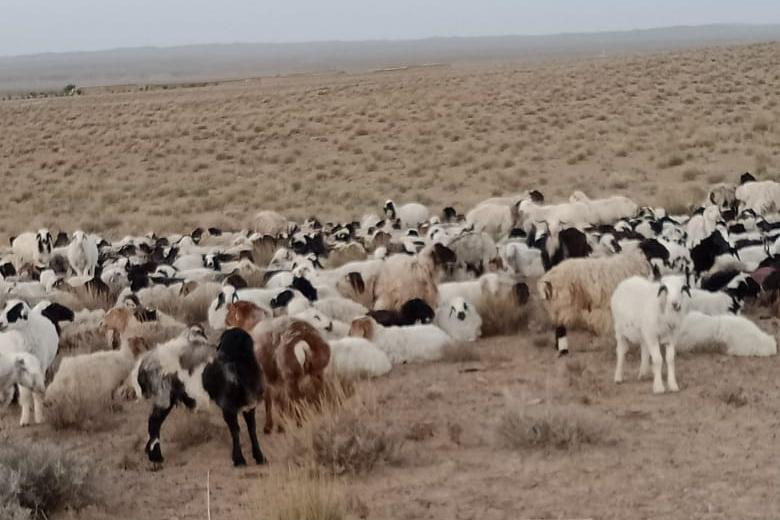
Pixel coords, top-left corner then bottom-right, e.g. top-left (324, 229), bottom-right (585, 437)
top-left (656, 275), bottom-right (691, 315)
top-left (226, 301), bottom-right (269, 332)
top-left (0, 300), bottom-right (30, 332)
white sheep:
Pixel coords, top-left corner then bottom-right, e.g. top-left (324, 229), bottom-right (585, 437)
top-left (736, 180), bottom-right (780, 214)
top-left (253, 210), bottom-right (290, 237)
top-left (12, 229), bottom-right (54, 268)
top-left (517, 199), bottom-right (593, 232)
top-left (293, 307), bottom-right (350, 340)
top-left (45, 336), bottom-right (149, 407)
top-left (384, 200), bottom-right (430, 229)
top-left (0, 352), bottom-right (45, 412)
top-left (685, 206), bottom-right (720, 248)
top-left (688, 289), bottom-right (740, 316)
top-left (349, 316), bottom-right (451, 364)
top-left (0, 299), bottom-right (59, 425)
top-left (569, 191), bottom-right (639, 225)
top-left (465, 203), bottom-right (518, 241)
top-left (434, 297), bottom-right (482, 342)
top-left (373, 243), bottom-right (455, 311)
top-left (538, 246), bottom-right (652, 354)
top-left (612, 275), bottom-right (690, 394)
top-left (675, 311), bottom-right (777, 357)
top-left (501, 242), bottom-right (545, 278)
top-left (67, 231), bottom-right (99, 278)
top-left (326, 337), bottom-right (392, 378)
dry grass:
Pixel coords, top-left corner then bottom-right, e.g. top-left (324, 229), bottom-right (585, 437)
top-left (0, 440), bottom-right (97, 519)
top-left (0, 42), bottom-right (777, 240)
top-left (45, 393), bottom-right (120, 432)
top-left (496, 400), bottom-right (613, 451)
top-left (167, 412), bottom-right (224, 450)
top-left (718, 385), bottom-right (749, 408)
top-left (257, 466), bottom-right (347, 520)
top-left (284, 380), bottom-right (403, 476)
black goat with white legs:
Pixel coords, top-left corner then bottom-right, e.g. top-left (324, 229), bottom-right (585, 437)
top-left (138, 327), bottom-right (266, 467)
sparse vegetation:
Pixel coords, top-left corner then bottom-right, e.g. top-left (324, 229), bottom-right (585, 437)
top-left (0, 441), bottom-right (97, 519)
top-left (497, 401), bottom-right (612, 451)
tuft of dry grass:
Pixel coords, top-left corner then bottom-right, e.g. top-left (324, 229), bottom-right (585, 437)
top-left (283, 380), bottom-right (403, 476)
top-left (718, 385), bottom-right (748, 408)
top-left (167, 412), bottom-right (223, 450)
top-left (45, 393), bottom-right (120, 432)
top-left (0, 440), bottom-right (98, 519)
top-left (496, 401), bottom-right (612, 451)
top-left (256, 466), bottom-right (347, 520)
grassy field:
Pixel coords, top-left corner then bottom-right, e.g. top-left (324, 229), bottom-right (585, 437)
top-left (1, 42), bottom-right (778, 242)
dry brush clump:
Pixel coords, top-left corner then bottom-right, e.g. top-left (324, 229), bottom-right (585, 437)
top-left (256, 465), bottom-right (348, 520)
top-left (496, 400), bottom-right (613, 451)
top-left (283, 379), bottom-right (403, 476)
top-left (0, 440), bottom-right (98, 519)
top-left (45, 391), bottom-right (121, 432)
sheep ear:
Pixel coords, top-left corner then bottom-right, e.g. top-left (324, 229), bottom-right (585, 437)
top-left (651, 264), bottom-right (662, 281)
top-left (682, 285), bottom-right (691, 297)
top-left (709, 192), bottom-right (717, 204)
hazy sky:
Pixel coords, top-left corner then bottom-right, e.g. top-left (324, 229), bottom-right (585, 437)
top-left (2, 0), bottom-right (779, 56)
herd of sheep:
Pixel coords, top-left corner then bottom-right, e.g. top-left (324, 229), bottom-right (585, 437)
top-left (1, 171), bottom-right (780, 465)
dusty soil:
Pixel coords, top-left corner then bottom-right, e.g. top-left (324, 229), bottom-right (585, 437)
top-left (4, 319), bottom-right (780, 520)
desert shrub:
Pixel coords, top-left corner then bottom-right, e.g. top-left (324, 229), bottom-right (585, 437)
top-left (718, 385), bottom-right (748, 408)
top-left (168, 412), bottom-right (223, 450)
top-left (497, 402), bottom-right (612, 451)
top-left (0, 441), bottom-right (97, 519)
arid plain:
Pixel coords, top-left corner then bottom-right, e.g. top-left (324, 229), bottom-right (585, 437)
top-left (1, 41), bottom-right (780, 520)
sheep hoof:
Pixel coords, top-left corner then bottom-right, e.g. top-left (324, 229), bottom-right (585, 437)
top-left (652, 384), bottom-right (665, 394)
top-left (253, 452), bottom-right (267, 465)
top-left (233, 456), bottom-right (247, 467)
top-left (668, 382), bottom-right (680, 392)
top-left (557, 349), bottom-right (569, 357)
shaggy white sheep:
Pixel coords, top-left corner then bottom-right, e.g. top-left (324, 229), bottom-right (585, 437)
top-left (373, 243), bottom-right (455, 311)
top-left (253, 210), bottom-right (290, 237)
top-left (349, 316), bottom-right (451, 364)
top-left (67, 231), bottom-right (99, 278)
top-left (0, 299), bottom-right (59, 425)
top-left (293, 307), bottom-right (350, 340)
top-left (326, 337), bottom-right (392, 378)
top-left (685, 207), bottom-right (721, 249)
top-left (501, 242), bottom-right (545, 278)
top-left (538, 246), bottom-right (651, 354)
top-left (45, 336), bottom-right (149, 407)
top-left (612, 275), bottom-right (690, 394)
top-left (435, 297), bottom-right (482, 342)
top-left (675, 311), bottom-right (777, 357)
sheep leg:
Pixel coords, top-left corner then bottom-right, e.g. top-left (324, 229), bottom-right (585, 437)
top-left (32, 390), bottom-right (45, 424)
top-left (242, 409), bottom-right (267, 465)
top-left (18, 387), bottom-right (32, 427)
top-left (638, 342), bottom-right (650, 379)
top-left (145, 404), bottom-right (173, 463)
top-left (222, 409), bottom-right (247, 467)
top-left (263, 392), bottom-right (274, 434)
top-left (554, 326), bottom-right (569, 355)
top-left (645, 339), bottom-right (665, 394)
top-left (665, 343), bottom-right (679, 392)
top-left (614, 335), bottom-right (628, 384)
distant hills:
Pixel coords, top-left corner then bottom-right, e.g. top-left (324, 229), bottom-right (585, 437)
top-left (1, 24), bottom-right (779, 93)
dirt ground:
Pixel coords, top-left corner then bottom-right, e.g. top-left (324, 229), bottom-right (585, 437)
top-left (4, 316), bottom-right (780, 520)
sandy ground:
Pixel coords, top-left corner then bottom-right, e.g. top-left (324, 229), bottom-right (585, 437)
top-left (4, 316), bottom-right (780, 520)
top-left (0, 42), bottom-right (778, 241)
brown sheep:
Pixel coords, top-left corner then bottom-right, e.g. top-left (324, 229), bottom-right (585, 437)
top-left (225, 301), bottom-right (330, 434)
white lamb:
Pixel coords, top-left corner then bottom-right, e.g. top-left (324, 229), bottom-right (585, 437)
top-left (0, 352), bottom-right (45, 411)
top-left (611, 275), bottom-right (691, 394)
top-left (435, 297), bottom-right (482, 342)
top-left (0, 299), bottom-right (59, 424)
top-left (326, 337), bottom-right (392, 378)
top-left (67, 230), bottom-right (99, 278)
top-left (569, 191), bottom-right (639, 225)
top-left (688, 289), bottom-right (740, 316)
top-left (349, 316), bottom-right (451, 364)
top-left (675, 311), bottom-right (777, 357)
